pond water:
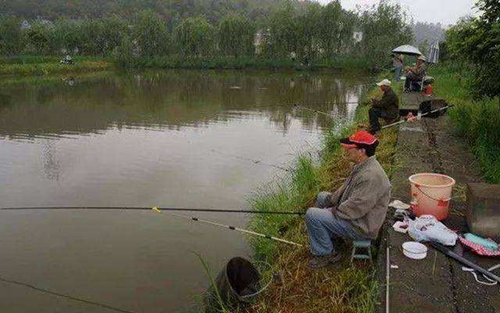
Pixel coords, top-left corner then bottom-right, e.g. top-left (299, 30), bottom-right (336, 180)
top-left (0, 70), bottom-right (370, 312)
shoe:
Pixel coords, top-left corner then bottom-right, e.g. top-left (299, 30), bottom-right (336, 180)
top-left (308, 251), bottom-right (342, 269)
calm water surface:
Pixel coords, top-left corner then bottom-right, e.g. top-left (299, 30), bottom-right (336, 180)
top-left (0, 70), bottom-right (370, 312)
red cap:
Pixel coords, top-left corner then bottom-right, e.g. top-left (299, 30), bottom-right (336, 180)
top-left (340, 130), bottom-right (378, 148)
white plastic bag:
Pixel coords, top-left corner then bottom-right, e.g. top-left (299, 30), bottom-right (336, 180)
top-left (408, 215), bottom-right (458, 246)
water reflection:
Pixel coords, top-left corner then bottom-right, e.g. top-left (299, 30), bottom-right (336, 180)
top-left (0, 70), bottom-right (369, 140)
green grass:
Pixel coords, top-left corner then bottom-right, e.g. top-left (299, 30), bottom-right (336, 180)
top-left (246, 81), bottom-right (398, 313)
top-left (1, 54), bottom-right (374, 77)
top-left (430, 64), bottom-right (500, 183)
top-left (116, 55), bottom-right (374, 72)
top-left (0, 55), bottom-right (112, 76)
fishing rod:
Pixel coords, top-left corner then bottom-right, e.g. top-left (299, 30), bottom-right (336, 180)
top-left (151, 207), bottom-right (303, 247)
top-left (381, 104), bottom-right (454, 129)
top-left (0, 276), bottom-right (135, 313)
top-left (431, 242), bottom-right (500, 283)
top-left (294, 104), bottom-right (454, 129)
top-left (296, 101), bottom-right (361, 106)
top-left (0, 206), bottom-right (306, 215)
top-left (253, 100), bottom-right (361, 109)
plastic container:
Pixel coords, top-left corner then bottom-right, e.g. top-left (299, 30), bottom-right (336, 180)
top-left (409, 173), bottom-right (456, 220)
top-left (402, 241), bottom-right (428, 260)
top-left (423, 84), bottom-right (433, 96)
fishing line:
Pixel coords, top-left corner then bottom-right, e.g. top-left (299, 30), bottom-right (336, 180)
top-left (293, 105), bottom-right (336, 118)
top-left (210, 148), bottom-right (291, 172)
top-left (0, 206), bottom-right (306, 215)
top-left (0, 276), bottom-right (135, 313)
top-left (152, 207), bottom-right (304, 247)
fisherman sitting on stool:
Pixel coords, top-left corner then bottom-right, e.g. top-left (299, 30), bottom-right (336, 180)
top-left (305, 130), bottom-right (391, 268)
top-left (404, 55), bottom-right (426, 91)
top-left (368, 79), bottom-right (399, 134)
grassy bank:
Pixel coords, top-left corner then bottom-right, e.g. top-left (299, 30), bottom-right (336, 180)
top-left (0, 56), bottom-right (112, 76)
top-left (117, 56), bottom-right (373, 72)
top-left (1, 55), bottom-right (374, 77)
top-left (430, 64), bottom-right (500, 183)
top-left (247, 84), bottom-right (398, 312)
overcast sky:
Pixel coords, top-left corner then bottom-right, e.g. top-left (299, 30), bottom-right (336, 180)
top-left (318, 0), bottom-right (478, 25)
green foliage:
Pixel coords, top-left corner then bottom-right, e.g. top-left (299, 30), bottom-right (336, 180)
top-left (134, 10), bottom-right (170, 57)
top-left (0, 17), bottom-right (23, 55)
top-left (431, 64), bottom-right (500, 183)
top-left (317, 1), bottom-right (353, 58)
top-left (174, 17), bottom-right (213, 57)
top-left (23, 21), bottom-right (52, 55)
top-left (260, 3), bottom-right (300, 58)
top-left (0, 56), bottom-right (111, 76)
top-left (444, 0), bottom-right (500, 99)
top-left (1, 1), bottom-right (413, 71)
top-left (51, 18), bottom-right (82, 54)
top-left (357, 1), bottom-right (413, 69)
top-left (218, 14), bottom-right (255, 57)
top-left (79, 17), bottom-right (128, 56)
top-left (115, 35), bottom-right (136, 68)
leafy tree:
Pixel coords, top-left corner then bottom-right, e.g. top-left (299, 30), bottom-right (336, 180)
top-left (101, 17), bottom-right (130, 55)
top-left (0, 17), bottom-right (23, 55)
top-left (134, 10), bottom-right (170, 57)
top-left (51, 18), bottom-right (82, 55)
top-left (79, 17), bottom-right (128, 56)
top-left (174, 17), bottom-right (213, 57)
top-left (317, 1), bottom-right (345, 58)
top-left (79, 19), bottom-right (105, 55)
top-left (115, 35), bottom-right (135, 67)
top-left (357, 1), bottom-right (413, 69)
top-left (445, 0), bottom-right (500, 98)
top-left (296, 3), bottom-right (322, 59)
top-left (262, 4), bottom-right (300, 58)
top-left (218, 14), bottom-right (255, 57)
top-left (23, 20), bottom-right (52, 54)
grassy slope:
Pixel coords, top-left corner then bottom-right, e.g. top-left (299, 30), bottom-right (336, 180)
top-left (247, 82), bottom-right (398, 313)
top-left (429, 64), bottom-right (500, 183)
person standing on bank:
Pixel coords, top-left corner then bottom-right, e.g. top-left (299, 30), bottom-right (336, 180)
top-left (393, 54), bottom-right (404, 82)
top-left (369, 79), bottom-right (399, 134)
top-left (305, 131), bottom-right (391, 269)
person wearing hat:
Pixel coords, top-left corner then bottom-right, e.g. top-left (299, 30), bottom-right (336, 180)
top-left (305, 131), bottom-right (391, 268)
top-left (368, 79), bottom-right (399, 134)
top-left (404, 55), bottom-right (427, 91)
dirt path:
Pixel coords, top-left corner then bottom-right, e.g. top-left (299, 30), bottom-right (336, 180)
top-left (377, 116), bottom-right (500, 313)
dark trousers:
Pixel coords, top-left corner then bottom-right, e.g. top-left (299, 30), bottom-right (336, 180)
top-left (405, 73), bottom-right (423, 91)
top-left (369, 107), bottom-right (390, 132)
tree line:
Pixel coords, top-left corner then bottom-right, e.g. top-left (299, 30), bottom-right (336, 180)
top-left (0, 1), bottom-right (412, 69)
top-left (443, 0), bottom-right (499, 99)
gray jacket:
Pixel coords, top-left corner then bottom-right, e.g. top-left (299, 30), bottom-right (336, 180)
top-left (329, 156), bottom-right (391, 239)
